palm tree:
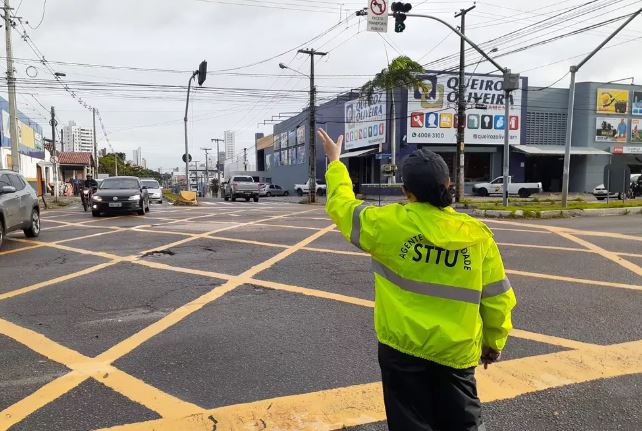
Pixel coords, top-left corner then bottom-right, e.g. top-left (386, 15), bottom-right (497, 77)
top-left (361, 56), bottom-right (428, 182)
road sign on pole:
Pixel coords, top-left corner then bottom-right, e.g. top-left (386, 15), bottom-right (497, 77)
top-left (367, 0), bottom-right (388, 33)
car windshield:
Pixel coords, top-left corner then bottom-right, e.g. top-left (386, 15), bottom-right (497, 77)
top-left (141, 180), bottom-right (160, 189)
top-left (100, 179), bottom-right (140, 190)
top-left (233, 177), bottom-right (253, 182)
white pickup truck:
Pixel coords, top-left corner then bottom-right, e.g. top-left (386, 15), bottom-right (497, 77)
top-left (223, 175), bottom-right (260, 202)
top-left (472, 176), bottom-right (543, 198)
top-left (294, 179), bottom-right (326, 197)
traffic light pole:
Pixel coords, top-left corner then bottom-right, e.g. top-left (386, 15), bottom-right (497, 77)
top-left (211, 138), bottom-right (224, 198)
top-left (184, 73), bottom-right (196, 191)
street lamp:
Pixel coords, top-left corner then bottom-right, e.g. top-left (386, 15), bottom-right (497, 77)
top-left (183, 60), bottom-right (207, 191)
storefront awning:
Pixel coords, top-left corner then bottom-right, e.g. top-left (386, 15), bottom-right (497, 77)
top-left (339, 148), bottom-right (377, 159)
top-left (511, 145), bottom-right (610, 156)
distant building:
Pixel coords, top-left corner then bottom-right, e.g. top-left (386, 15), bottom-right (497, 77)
top-left (62, 121), bottom-right (94, 153)
top-left (132, 147), bottom-right (142, 166)
top-left (142, 157), bottom-right (147, 169)
top-left (224, 130), bottom-right (235, 161)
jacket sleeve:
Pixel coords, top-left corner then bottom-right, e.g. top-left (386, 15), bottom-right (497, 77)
top-left (480, 238), bottom-right (517, 352)
top-left (325, 160), bottom-right (379, 253)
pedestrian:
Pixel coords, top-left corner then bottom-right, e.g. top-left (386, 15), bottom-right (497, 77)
top-left (318, 128), bottom-right (516, 431)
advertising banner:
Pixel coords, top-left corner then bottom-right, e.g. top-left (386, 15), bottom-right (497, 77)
top-left (344, 93), bottom-right (386, 151)
top-left (289, 148), bottom-right (296, 165)
top-left (407, 73), bottom-right (523, 145)
top-left (297, 145), bottom-right (305, 164)
top-left (273, 133), bottom-right (281, 151)
top-left (1, 109), bottom-right (44, 158)
top-left (596, 117), bottom-right (628, 142)
top-left (632, 92), bottom-right (642, 116)
top-left (596, 88), bottom-right (629, 114)
top-left (297, 126), bottom-right (305, 145)
top-left (632, 119), bottom-right (642, 143)
top-left (287, 130), bottom-right (296, 148)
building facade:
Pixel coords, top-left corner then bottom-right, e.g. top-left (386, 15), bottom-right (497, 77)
top-left (132, 147), bottom-right (142, 166)
top-left (258, 73), bottom-right (642, 194)
top-left (224, 130), bottom-right (235, 161)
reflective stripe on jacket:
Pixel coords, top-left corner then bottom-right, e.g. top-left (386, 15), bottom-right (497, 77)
top-left (325, 160), bottom-right (516, 369)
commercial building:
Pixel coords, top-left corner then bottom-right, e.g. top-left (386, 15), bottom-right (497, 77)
top-left (224, 130), bottom-right (235, 161)
top-left (132, 147), bottom-right (143, 166)
top-left (0, 96), bottom-right (51, 193)
top-left (62, 121), bottom-right (94, 153)
top-left (258, 72), bottom-right (642, 194)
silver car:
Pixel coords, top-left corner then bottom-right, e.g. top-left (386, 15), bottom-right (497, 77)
top-left (260, 184), bottom-right (289, 197)
top-left (0, 170), bottom-right (40, 248)
top-left (141, 179), bottom-right (163, 203)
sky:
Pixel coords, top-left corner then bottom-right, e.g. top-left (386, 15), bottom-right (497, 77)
top-left (4, 0), bottom-right (642, 170)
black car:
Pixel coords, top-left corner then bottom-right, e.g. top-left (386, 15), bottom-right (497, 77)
top-left (91, 176), bottom-right (150, 217)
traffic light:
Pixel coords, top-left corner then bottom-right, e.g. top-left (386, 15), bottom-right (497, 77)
top-left (197, 60), bottom-right (207, 86)
top-left (391, 2), bottom-right (412, 33)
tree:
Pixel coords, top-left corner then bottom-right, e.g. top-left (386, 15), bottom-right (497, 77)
top-left (98, 153), bottom-right (161, 180)
top-left (361, 56), bottom-right (428, 182)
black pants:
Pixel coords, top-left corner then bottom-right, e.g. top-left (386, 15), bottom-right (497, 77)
top-left (378, 343), bottom-right (485, 431)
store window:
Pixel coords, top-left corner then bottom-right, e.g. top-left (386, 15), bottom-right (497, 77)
top-left (465, 153), bottom-right (491, 182)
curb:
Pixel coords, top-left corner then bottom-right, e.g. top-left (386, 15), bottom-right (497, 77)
top-left (472, 206), bottom-right (642, 219)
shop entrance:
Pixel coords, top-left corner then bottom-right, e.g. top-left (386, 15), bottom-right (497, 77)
top-left (525, 156), bottom-right (563, 192)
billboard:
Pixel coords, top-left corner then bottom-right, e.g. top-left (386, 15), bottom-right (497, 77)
top-left (632, 92), bottom-right (642, 116)
top-left (596, 117), bottom-right (628, 142)
top-left (296, 126), bottom-right (305, 145)
top-left (596, 88), bottom-right (629, 114)
top-left (407, 72), bottom-right (523, 145)
top-left (1, 105), bottom-right (44, 159)
top-left (344, 93), bottom-right (386, 151)
top-left (632, 119), bottom-right (642, 143)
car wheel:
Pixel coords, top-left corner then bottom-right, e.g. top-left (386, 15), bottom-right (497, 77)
top-left (518, 189), bottom-right (530, 198)
top-left (317, 189), bottom-right (326, 196)
top-left (224, 195), bottom-right (229, 201)
top-left (253, 196), bottom-right (259, 202)
top-left (478, 188), bottom-right (489, 197)
top-left (23, 208), bottom-right (40, 238)
top-left (266, 192), bottom-right (272, 197)
top-left (92, 210), bottom-right (100, 217)
top-left (596, 197), bottom-right (605, 201)
top-left (284, 191), bottom-right (289, 196)
top-left (297, 189), bottom-right (303, 196)
top-left (138, 203), bottom-right (146, 215)
top-left (231, 196), bottom-right (237, 202)
top-left (159, 200), bottom-right (163, 204)
top-left (0, 219), bottom-right (5, 249)
top-left (145, 202), bottom-right (150, 212)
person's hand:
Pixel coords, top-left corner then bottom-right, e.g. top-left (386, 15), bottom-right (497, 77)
top-left (317, 128), bottom-right (343, 162)
top-left (480, 346), bottom-right (501, 370)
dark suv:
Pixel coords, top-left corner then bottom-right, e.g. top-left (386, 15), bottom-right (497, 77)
top-left (0, 170), bottom-right (40, 248)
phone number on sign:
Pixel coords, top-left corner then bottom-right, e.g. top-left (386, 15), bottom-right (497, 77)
top-left (412, 131), bottom-right (446, 139)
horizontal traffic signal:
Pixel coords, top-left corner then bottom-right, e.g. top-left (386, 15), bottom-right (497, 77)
top-left (391, 2), bottom-right (412, 33)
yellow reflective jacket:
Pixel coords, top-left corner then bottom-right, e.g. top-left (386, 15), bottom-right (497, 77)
top-left (325, 160), bottom-right (516, 369)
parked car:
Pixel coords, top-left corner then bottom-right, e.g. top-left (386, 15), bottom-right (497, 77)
top-left (223, 175), bottom-right (260, 202)
top-left (593, 174), bottom-right (641, 200)
top-left (260, 184), bottom-right (289, 197)
top-left (91, 176), bottom-right (150, 217)
top-left (140, 178), bottom-right (163, 203)
top-left (0, 170), bottom-right (40, 249)
top-left (472, 176), bottom-right (543, 198)
top-left (294, 179), bottom-right (326, 196)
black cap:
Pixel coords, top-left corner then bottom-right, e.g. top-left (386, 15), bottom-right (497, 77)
top-left (401, 148), bottom-right (452, 207)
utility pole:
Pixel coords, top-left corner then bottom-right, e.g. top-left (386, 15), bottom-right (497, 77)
top-left (299, 48), bottom-right (326, 203)
top-left (3, 0), bottom-right (19, 172)
top-left (201, 147), bottom-right (211, 197)
top-left (454, 4), bottom-right (475, 202)
top-left (50, 106), bottom-right (59, 202)
top-left (243, 147), bottom-right (248, 171)
top-left (92, 108), bottom-right (98, 176)
top-left (561, 6), bottom-right (642, 207)
top-left (211, 138), bottom-right (224, 198)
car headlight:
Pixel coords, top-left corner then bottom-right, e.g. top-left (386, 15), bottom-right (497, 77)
top-left (128, 194), bottom-right (141, 201)
top-left (92, 196), bottom-right (103, 202)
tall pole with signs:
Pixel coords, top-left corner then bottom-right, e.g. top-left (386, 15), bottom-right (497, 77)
top-left (3, 0), bottom-right (20, 172)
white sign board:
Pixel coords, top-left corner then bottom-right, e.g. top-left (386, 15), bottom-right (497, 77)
top-left (613, 146), bottom-right (642, 154)
top-left (344, 93), bottom-right (386, 151)
top-left (367, 0), bottom-right (388, 33)
top-left (407, 72), bottom-right (523, 145)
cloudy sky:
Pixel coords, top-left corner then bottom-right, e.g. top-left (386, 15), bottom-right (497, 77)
top-left (5, 0), bottom-right (642, 170)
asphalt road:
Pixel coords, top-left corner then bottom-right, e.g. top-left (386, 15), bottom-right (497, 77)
top-left (0, 200), bottom-right (641, 431)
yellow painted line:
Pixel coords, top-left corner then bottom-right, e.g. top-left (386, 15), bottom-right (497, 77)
top-left (303, 246), bottom-right (369, 257)
top-left (490, 227), bottom-right (551, 234)
top-left (0, 261), bottom-right (120, 301)
top-left (0, 243), bottom-right (44, 256)
top-left (496, 242), bottom-right (592, 253)
top-left (94, 339), bottom-right (642, 431)
top-left (509, 329), bottom-right (598, 350)
top-left (551, 229), bottom-right (642, 278)
top-left (254, 222), bottom-right (322, 231)
top-left (506, 269), bottom-right (642, 291)
top-left (207, 235), bottom-right (289, 249)
top-left (134, 259), bottom-right (234, 281)
top-left (246, 278), bottom-right (376, 309)
top-left (54, 228), bottom-right (126, 244)
top-left (564, 229), bottom-right (642, 242)
top-left (10, 238), bottom-right (129, 261)
top-left (0, 372), bottom-right (89, 430)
